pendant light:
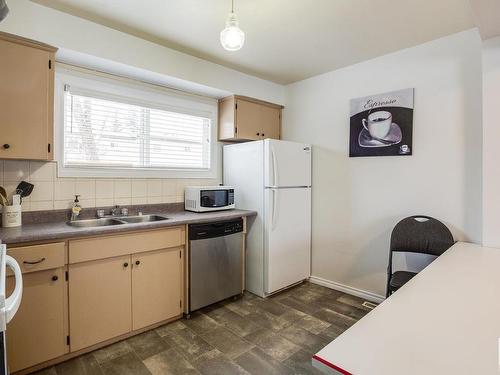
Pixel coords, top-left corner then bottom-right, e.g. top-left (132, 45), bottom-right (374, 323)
top-left (220, 0), bottom-right (245, 51)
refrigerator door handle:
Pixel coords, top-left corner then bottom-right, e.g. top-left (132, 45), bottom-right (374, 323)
top-left (271, 189), bottom-right (278, 231)
top-left (271, 147), bottom-right (278, 187)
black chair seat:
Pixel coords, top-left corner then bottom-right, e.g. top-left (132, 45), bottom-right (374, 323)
top-left (389, 271), bottom-right (417, 291)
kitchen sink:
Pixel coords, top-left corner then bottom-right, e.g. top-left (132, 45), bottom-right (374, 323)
top-left (66, 218), bottom-right (126, 227)
top-left (117, 215), bottom-right (169, 223)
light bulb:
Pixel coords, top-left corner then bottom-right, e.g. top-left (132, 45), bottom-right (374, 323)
top-left (220, 12), bottom-right (245, 51)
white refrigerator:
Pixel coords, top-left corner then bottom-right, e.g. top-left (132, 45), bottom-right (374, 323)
top-left (223, 139), bottom-right (311, 297)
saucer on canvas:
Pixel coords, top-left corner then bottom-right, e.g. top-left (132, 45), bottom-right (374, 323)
top-left (359, 123), bottom-right (402, 148)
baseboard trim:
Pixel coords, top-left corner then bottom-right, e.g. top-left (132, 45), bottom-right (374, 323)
top-left (309, 276), bottom-right (385, 304)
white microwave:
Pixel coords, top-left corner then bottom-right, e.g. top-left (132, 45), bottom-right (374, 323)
top-left (185, 186), bottom-right (235, 212)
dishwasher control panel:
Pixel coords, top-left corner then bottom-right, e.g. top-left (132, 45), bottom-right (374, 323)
top-left (188, 218), bottom-right (243, 240)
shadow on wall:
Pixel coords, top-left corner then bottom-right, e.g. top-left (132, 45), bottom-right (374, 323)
top-left (460, 56), bottom-right (483, 245)
top-left (343, 225), bottom-right (392, 295)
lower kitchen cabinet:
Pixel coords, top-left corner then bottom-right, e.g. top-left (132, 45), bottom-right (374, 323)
top-left (7, 267), bottom-right (68, 372)
top-left (132, 247), bottom-right (183, 330)
top-left (68, 255), bottom-right (132, 352)
top-left (4, 227), bottom-right (187, 371)
top-left (67, 228), bottom-right (185, 352)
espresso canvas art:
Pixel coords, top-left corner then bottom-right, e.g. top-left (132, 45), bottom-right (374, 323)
top-left (349, 88), bottom-right (414, 157)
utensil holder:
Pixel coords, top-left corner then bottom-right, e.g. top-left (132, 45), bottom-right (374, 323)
top-left (2, 204), bottom-right (22, 228)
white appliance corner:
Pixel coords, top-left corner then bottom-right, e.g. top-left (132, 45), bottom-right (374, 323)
top-left (223, 141), bottom-right (266, 296)
top-left (309, 275), bottom-right (385, 304)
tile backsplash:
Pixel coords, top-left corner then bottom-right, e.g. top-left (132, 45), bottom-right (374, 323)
top-left (0, 160), bottom-right (218, 212)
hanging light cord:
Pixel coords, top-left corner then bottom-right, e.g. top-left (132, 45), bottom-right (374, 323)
top-left (231, 0), bottom-right (234, 13)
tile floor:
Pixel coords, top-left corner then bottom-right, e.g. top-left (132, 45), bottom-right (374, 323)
top-left (33, 282), bottom-right (371, 375)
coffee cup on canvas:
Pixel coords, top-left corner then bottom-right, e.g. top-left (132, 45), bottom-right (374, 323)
top-left (362, 110), bottom-right (392, 139)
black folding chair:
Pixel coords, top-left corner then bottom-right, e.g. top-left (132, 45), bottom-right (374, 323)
top-left (386, 215), bottom-right (455, 297)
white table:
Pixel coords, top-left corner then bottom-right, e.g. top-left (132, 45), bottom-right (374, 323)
top-left (313, 242), bottom-right (500, 375)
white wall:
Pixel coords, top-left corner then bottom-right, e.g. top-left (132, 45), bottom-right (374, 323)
top-left (283, 29), bottom-right (483, 299)
top-left (0, 0), bottom-right (285, 104)
top-left (482, 35), bottom-right (500, 247)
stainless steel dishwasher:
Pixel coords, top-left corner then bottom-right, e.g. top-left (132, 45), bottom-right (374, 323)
top-left (188, 218), bottom-right (244, 313)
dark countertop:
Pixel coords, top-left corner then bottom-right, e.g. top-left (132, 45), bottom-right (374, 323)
top-left (0, 207), bottom-right (256, 245)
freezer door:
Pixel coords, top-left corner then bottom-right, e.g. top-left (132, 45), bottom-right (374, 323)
top-left (264, 139), bottom-right (311, 188)
top-left (264, 188), bottom-right (311, 294)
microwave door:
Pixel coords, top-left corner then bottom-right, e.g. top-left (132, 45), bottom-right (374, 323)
top-left (200, 190), bottom-right (233, 208)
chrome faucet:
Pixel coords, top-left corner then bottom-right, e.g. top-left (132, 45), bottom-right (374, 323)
top-left (96, 206), bottom-right (128, 218)
top-left (111, 205), bottom-right (121, 216)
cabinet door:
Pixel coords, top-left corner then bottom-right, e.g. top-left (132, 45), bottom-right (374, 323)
top-left (6, 268), bottom-right (67, 373)
top-left (132, 248), bottom-right (182, 330)
top-left (69, 256), bottom-right (132, 352)
top-left (0, 39), bottom-right (53, 160)
top-left (218, 96), bottom-right (236, 140)
top-left (260, 105), bottom-right (281, 140)
top-left (235, 99), bottom-right (262, 140)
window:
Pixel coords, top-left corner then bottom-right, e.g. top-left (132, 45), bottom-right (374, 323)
top-left (56, 67), bottom-right (217, 178)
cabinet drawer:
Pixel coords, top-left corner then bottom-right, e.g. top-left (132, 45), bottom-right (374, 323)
top-left (8, 242), bottom-right (65, 274)
top-left (69, 227), bottom-right (185, 264)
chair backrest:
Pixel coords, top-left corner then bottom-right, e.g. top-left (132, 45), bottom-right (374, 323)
top-left (390, 215), bottom-right (455, 257)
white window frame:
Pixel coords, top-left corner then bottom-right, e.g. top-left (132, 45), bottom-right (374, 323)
top-left (55, 65), bottom-right (219, 179)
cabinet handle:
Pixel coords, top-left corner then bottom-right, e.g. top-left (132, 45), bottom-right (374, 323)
top-left (123, 262), bottom-right (129, 268)
top-left (23, 257), bottom-right (46, 265)
top-left (52, 275), bottom-right (58, 281)
top-left (262, 133), bottom-right (265, 137)
top-left (135, 260), bottom-right (141, 266)
top-left (256, 133), bottom-right (260, 136)
top-left (3, 144), bottom-right (10, 150)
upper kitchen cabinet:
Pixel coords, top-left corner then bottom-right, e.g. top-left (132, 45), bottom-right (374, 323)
top-left (218, 95), bottom-right (283, 142)
top-left (0, 32), bottom-right (57, 160)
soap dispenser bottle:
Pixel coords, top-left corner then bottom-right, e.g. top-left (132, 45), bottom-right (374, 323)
top-left (71, 195), bottom-right (82, 221)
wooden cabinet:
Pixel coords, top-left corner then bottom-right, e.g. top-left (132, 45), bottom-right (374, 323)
top-left (68, 255), bottom-right (132, 352)
top-left (67, 228), bottom-right (185, 351)
top-left (0, 32), bottom-right (57, 160)
top-left (260, 104), bottom-right (281, 140)
top-left (4, 227), bottom-right (188, 371)
top-left (6, 243), bottom-right (68, 373)
top-left (218, 95), bottom-right (283, 141)
top-left (232, 99), bottom-right (263, 140)
top-left (131, 248), bottom-right (183, 330)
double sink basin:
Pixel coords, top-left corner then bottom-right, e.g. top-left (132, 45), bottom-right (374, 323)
top-left (67, 215), bottom-right (169, 228)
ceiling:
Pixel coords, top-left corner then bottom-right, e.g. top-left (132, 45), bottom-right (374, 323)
top-left (30, 0), bottom-right (476, 84)
top-left (469, 0), bottom-right (500, 39)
